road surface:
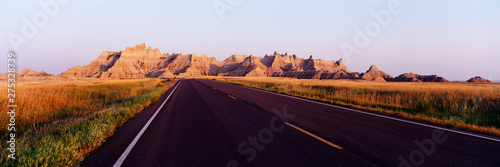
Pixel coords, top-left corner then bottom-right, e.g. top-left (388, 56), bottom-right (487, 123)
top-left (80, 79), bottom-right (500, 167)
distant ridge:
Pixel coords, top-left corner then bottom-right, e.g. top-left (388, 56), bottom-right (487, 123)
top-left (18, 68), bottom-right (53, 77)
top-left (2, 43), bottom-right (487, 83)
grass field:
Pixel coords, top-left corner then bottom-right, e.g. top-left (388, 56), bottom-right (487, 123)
top-left (0, 78), bottom-right (172, 167)
top-left (206, 77), bottom-right (500, 136)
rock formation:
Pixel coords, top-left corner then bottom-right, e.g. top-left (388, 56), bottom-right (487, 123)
top-left (61, 44), bottom-right (355, 80)
top-left (0, 68), bottom-right (56, 81)
top-left (18, 68), bottom-right (53, 77)
top-left (62, 43), bottom-right (169, 79)
top-left (466, 76), bottom-right (492, 83)
top-left (391, 73), bottom-right (449, 82)
top-left (358, 65), bottom-right (393, 82)
top-left (56, 43), bottom-right (457, 82)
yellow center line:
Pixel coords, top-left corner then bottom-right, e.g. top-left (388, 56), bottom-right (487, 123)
top-left (285, 123), bottom-right (343, 150)
top-left (228, 95), bottom-right (237, 99)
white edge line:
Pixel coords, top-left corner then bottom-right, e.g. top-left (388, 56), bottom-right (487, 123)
top-left (113, 80), bottom-right (182, 167)
top-left (214, 80), bottom-right (500, 143)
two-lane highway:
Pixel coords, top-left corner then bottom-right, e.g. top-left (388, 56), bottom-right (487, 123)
top-left (81, 79), bottom-right (500, 167)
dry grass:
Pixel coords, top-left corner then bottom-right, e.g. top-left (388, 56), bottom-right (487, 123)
top-left (0, 79), bottom-right (160, 134)
top-left (208, 77), bottom-right (500, 136)
top-left (0, 78), bottom-right (172, 166)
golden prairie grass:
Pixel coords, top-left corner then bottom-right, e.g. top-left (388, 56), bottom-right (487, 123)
top-left (210, 77), bottom-right (500, 136)
top-left (0, 78), bottom-right (172, 166)
top-left (0, 79), bottom-right (160, 134)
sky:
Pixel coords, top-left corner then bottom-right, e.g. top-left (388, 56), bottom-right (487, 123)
top-left (1, 0), bottom-right (499, 81)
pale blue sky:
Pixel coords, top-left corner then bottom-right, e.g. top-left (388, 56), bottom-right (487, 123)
top-left (1, 0), bottom-right (499, 81)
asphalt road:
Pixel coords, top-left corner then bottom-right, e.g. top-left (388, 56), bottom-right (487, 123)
top-left (80, 79), bottom-right (500, 167)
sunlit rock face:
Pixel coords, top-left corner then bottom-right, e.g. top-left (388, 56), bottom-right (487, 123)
top-left (60, 43), bottom-right (451, 82)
